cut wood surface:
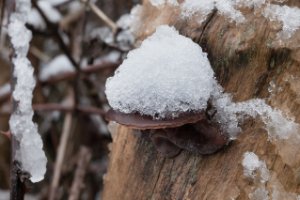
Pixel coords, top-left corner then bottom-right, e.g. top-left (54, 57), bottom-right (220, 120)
top-left (102, 0), bottom-right (300, 199)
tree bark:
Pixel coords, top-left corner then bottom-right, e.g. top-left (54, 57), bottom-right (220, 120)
top-left (102, 1), bottom-right (300, 199)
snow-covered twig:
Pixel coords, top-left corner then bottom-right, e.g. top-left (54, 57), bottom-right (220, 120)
top-left (8, 2), bottom-right (47, 200)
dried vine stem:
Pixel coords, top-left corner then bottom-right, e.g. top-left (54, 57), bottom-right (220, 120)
top-left (81, 0), bottom-right (118, 33)
top-left (68, 146), bottom-right (92, 200)
top-left (49, 91), bottom-right (74, 200)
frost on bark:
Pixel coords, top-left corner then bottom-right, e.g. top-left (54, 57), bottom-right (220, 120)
top-left (102, 0), bottom-right (300, 199)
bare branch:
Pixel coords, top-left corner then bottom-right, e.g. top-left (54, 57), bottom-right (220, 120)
top-left (81, 0), bottom-right (118, 33)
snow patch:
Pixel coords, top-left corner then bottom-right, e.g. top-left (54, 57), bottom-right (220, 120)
top-left (181, 0), bottom-right (215, 23)
top-left (235, 0), bottom-right (266, 8)
top-left (249, 188), bottom-right (270, 200)
top-left (0, 83), bottom-right (11, 97)
top-left (263, 4), bottom-right (300, 39)
top-left (180, 0), bottom-right (245, 24)
top-left (90, 27), bottom-right (114, 44)
top-left (150, 0), bottom-right (178, 7)
top-left (212, 92), bottom-right (299, 140)
top-left (242, 153), bottom-right (300, 200)
top-left (37, 1), bottom-right (62, 23)
top-left (39, 54), bottom-right (74, 81)
top-left (242, 152), bottom-right (269, 183)
top-left (8, 0), bottom-right (47, 183)
top-left (47, 0), bottom-right (69, 6)
top-left (215, 0), bottom-right (245, 24)
top-left (27, 9), bottom-right (46, 30)
top-left (116, 4), bottom-right (143, 50)
top-left (27, 0), bottom-right (62, 30)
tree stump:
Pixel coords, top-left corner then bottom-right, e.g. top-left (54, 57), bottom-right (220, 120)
top-left (102, 1), bottom-right (300, 199)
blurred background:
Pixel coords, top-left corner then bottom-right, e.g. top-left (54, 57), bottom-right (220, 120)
top-left (0, 0), bottom-right (139, 199)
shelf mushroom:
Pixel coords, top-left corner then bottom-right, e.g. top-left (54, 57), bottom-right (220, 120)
top-left (105, 25), bottom-right (229, 157)
top-left (106, 109), bottom-right (228, 157)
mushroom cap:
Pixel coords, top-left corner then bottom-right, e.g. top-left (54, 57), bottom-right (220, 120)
top-left (106, 109), bottom-right (206, 130)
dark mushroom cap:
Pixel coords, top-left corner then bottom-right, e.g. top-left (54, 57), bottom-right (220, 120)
top-left (105, 109), bottom-right (206, 130)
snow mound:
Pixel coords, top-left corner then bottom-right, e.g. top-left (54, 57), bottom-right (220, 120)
top-left (105, 25), bottom-right (216, 119)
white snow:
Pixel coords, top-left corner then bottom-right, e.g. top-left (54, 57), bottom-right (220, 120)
top-left (90, 27), bottom-right (114, 44)
top-left (115, 5), bottom-right (143, 49)
top-left (242, 152), bottom-right (269, 183)
top-left (180, 0), bottom-right (300, 31)
top-left (39, 54), bottom-right (75, 81)
top-left (98, 51), bottom-right (121, 63)
top-left (27, 0), bottom-right (62, 30)
top-left (91, 5), bottom-right (142, 51)
top-left (0, 83), bottom-right (11, 97)
top-left (8, 0), bottom-right (47, 183)
top-left (181, 0), bottom-right (215, 20)
top-left (105, 25), bottom-right (216, 119)
top-left (235, 0), bottom-right (266, 8)
top-left (242, 152), bottom-right (261, 178)
top-left (27, 9), bottom-right (46, 30)
top-left (242, 152), bottom-right (300, 200)
top-left (212, 91), bottom-right (299, 140)
top-left (48, 0), bottom-right (69, 6)
top-left (263, 4), bottom-right (300, 39)
top-left (180, 0), bottom-right (245, 24)
top-left (215, 0), bottom-right (245, 24)
top-left (249, 188), bottom-right (270, 200)
top-left (38, 1), bottom-right (62, 23)
top-left (150, 0), bottom-right (178, 7)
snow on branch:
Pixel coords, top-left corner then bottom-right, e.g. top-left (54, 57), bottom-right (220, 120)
top-left (8, 0), bottom-right (47, 183)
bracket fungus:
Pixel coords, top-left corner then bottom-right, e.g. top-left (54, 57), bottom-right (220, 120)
top-left (105, 25), bottom-right (229, 157)
top-left (106, 109), bottom-right (228, 157)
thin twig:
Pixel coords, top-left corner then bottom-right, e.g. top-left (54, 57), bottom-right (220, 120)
top-left (29, 46), bottom-right (50, 62)
top-left (49, 92), bottom-right (74, 200)
top-left (1, 103), bottom-right (106, 116)
top-left (41, 61), bottom-right (120, 84)
top-left (76, 105), bottom-right (106, 116)
top-left (0, 0), bottom-right (5, 36)
top-left (68, 146), bottom-right (92, 200)
top-left (81, 0), bottom-right (118, 33)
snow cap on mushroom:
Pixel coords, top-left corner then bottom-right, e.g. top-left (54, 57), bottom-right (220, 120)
top-left (105, 25), bottom-right (216, 119)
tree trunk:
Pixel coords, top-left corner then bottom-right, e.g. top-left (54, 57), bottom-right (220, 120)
top-left (102, 1), bottom-right (300, 199)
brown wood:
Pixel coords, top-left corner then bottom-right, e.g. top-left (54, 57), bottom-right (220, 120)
top-left (102, 1), bottom-right (300, 199)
